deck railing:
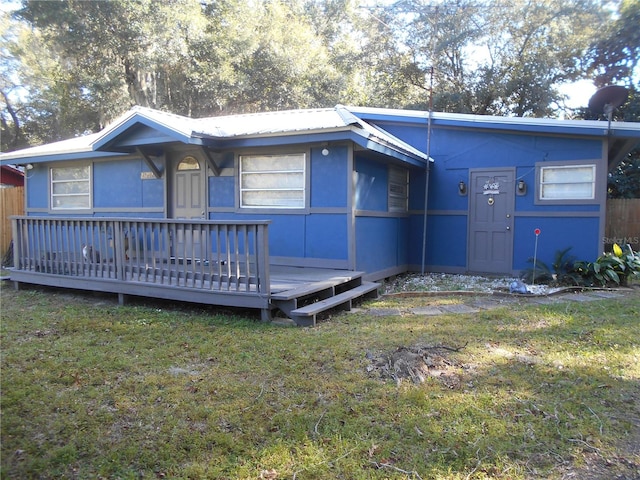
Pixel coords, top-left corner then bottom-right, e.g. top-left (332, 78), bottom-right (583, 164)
top-left (11, 217), bottom-right (271, 296)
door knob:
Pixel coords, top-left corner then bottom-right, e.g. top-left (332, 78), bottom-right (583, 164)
top-left (506, 226), bottom-right (510, 230)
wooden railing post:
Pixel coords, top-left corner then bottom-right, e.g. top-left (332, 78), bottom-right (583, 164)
top-left (11, 217), bottom-right (20, 273)
top-left (257, 223), bottom-right (270, 294)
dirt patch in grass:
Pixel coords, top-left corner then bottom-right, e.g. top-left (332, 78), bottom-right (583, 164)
top-left (366, 343), bottom-right (468, 389)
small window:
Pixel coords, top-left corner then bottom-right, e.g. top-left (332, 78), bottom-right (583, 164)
top-left (388, 166), bottom-right (408, 213)
top-left (538, 164), bottom-right (596, 201)
top-left (239, 153), bottom-right (305, 208)
top-left (51, 165), bottom-right (91, 209)
top-left (177, 155), bottom-right (200, 170)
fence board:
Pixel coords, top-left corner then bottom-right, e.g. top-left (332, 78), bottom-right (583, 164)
top-left (1, 187), bottom-right (25, 260)
top-left (605, 198), bottom-right (640, 251)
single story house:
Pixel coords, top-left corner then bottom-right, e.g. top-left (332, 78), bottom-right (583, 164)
top-left (1, 105), bottom-right (639, 324)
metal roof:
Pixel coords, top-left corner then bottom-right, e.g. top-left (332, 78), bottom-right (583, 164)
top-left (0, 105), bottom-right (430, 165)
top-left (0, 132), bottom-right (102, 162)
top-left (192, 107), bottom-right (355, 138)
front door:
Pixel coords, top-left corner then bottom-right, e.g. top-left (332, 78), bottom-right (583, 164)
top-left (172, 154), bottom-right (206, 258)
top-left (468, 169), bottom-right (515, 274)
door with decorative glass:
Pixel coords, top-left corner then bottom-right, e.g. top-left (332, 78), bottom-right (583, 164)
top-left (172, 154), bottom-right (206, 259)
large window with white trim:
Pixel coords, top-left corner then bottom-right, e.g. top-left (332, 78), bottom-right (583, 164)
top-left (51, 165), bottom-right (91, 209)
top-left (239, 153), bottom-right (306, 208)
top-left (538, 164), bottom-right (596, 202)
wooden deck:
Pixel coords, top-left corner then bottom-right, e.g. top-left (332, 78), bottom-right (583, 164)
top-left (9, 216), bottom-right (379, 326)
top-left (270, 266), bottom-right (379, 326)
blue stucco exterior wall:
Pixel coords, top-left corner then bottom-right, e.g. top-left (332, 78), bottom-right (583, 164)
top-left (513, 216), bottom-right (600, 270)
top-left (355, 157), bottom-right (388, 211)
top-left (352, 154), bottom-right (418, 275)
top-left (26, 164), bottom-right (48, 209)
top-left (305, 214), bottom-right (348, 259)
top-left (206, 145), bottom-right (415, 273)
top-left (356, 216), bottom-right (407, 273)
top-left (311, 147), bottom-right (348, 207)
top-left (94, 159), bottom-right (163, 209)
top-left (372, 120), bottom-right (606, 274)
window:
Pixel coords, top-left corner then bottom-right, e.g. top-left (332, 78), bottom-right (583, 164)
top-left (538, 164), bottom-right (596, 201)
top-left (177, 155), bottom-right (200, 170)
top-left (239, 153), bottom-right (305, 208)
top-left (388, 166), bottom-right (408, 213)
top-left (51, 165), bottom-right (91, 209)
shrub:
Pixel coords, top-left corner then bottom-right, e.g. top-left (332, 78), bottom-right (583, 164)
top-left (575, 243), bottom-right (640, 287)
top-left (521, 247), bottom-right (581, 285)
top-left (522, 244), bottom-right (640, 288)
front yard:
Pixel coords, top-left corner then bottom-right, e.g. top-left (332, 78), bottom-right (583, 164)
top-left (1, 279), bottom-right (639, 479)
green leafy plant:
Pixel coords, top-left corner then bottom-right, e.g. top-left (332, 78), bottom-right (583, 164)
top-left (521, 247), bottom-right (581, 285)
top-left (574, 243), bottom-right (640, 287)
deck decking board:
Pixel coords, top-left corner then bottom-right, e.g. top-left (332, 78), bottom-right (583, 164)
top-left (9, 261), bottom-right (379, 325)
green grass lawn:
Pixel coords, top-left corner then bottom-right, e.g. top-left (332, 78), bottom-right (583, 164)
top-left (1, 283), bottom-right (639, 479)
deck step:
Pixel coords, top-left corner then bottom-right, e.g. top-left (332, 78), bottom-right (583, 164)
top-left (289, 281), bottom-right (379, 326)
top-left (271, 280), bottom-right (339, 301)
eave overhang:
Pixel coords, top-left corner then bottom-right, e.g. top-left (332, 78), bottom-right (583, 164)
top-left (0, 132), bottom-right (118, 166)
top-left (195, 126), bottom-right (430, 168)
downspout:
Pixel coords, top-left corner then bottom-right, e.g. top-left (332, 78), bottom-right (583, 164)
top-left (421, 66), bottom-right (434, 275)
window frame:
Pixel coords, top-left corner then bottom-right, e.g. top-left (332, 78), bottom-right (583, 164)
top-left (535, 160), bottom-right (600, 205)
top-left (388, 165), bottom-right (409, 213)
top-left (50, 163), bottom-right (92, 211)
top-left (238, 152), bottom-right (307, 210)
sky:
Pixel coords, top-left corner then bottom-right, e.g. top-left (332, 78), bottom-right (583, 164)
top-left (559, 80), bottom-right (600, 110)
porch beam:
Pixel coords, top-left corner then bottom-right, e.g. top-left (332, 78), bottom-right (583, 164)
top-left (136, 148), bottom-right (163, 179)
top-left (201, 147), bottom-right (221, 176)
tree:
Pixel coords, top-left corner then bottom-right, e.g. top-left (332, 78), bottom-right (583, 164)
top-left (586, 0), bottom-right (640, 198)
top-left (608, 155), bottom-right (640, 198)
top-left (14, 0), bottom-right (211, 119)
top-left (588, 0), bottom-right (640, 90)
top-left (377, 0), bottom-right (606, 117)
top-left (1, 10), bottom-right (100, 150)
top-left (216, 1), bottom-right (345, 112)
top-left (0, 12), bottom-right (25, 151)
top-left (1, 0), bottom-right (360, 148)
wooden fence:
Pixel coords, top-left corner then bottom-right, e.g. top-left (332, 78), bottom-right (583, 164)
top-left (605, 198), bottom-right (640, 251)
top-left (1, 187), bottom-right (24, 263)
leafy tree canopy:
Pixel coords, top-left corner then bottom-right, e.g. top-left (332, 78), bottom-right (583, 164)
top-left (585, 0), bottom-right (640, 197)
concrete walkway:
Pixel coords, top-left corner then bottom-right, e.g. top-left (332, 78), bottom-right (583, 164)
top-left (365, 289), bottom-right (630, 317)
